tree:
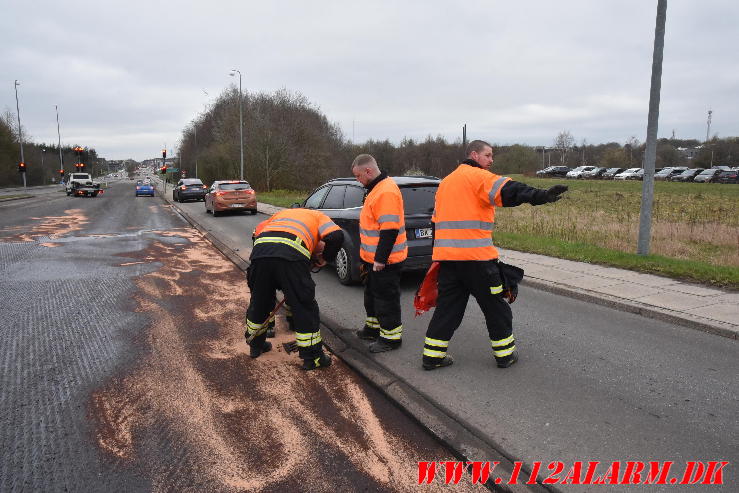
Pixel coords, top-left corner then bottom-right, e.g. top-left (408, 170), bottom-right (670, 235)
top-left (624, 136), bottom-right (641, 167)
top-left (553, 131), bottom-right (575, 165)
top-left (494, 145), bottom-right (539, 174)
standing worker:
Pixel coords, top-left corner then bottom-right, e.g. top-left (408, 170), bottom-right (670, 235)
top-left (422, 140), bottom-right (568, 370)
top-left (352, 154), bottom-right (407, 353)
top-left (246, 208), bottom-right (343, 370)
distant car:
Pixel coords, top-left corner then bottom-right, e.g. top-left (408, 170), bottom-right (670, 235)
top-left (654, 167), bottom-right (688, 181)
top-left (711, 166), bottom-right (732, 172)
top-left (205, 180), bottom-right (258, 216)
top-left (669, 168), bottom-right (705, 182)
top-left (135, 179), bottom-right (155, 197)
top-left (715, 170), bottom-right (738, 184)
top-left (614, 168), bottom-right (643, 180)
top-left (536, 166), bottom-right (570, 178)
top-left (693, 169), bottom-right (720, 183)
top-left (173, 178), bottom-right (207, 202)
top-left (297, 175), bottom-right (439, 285)
top-left (601, 168), bottom-right (625, 179)
top-left (582, 167), bottom-right (607, 179)
top-left (566, 166), bottom-right (597, 179)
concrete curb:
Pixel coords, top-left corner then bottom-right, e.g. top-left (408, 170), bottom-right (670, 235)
top-left (0, 194), bottom-right (34, 202)
top-left (157, 191), bottom-right (554, 492)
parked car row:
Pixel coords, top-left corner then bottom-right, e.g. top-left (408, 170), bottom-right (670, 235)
top-left (536, 165), bottom-right (738, 183)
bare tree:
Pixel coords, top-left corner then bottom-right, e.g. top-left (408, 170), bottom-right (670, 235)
top-left (553, 130), bottom-right (575, 165)
top-left (625, 136), bottom-right (640, 166)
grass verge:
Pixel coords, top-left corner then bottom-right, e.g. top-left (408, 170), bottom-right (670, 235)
top-left (0, 194), bottom-right (33, 202)
top-left (257, 189), bottom-right (306, 208)
top-left (496, 231), bottom-right (739, 289)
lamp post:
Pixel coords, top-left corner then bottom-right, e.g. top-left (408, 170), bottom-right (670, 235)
top-left (14, 80), bottom-right (26, 188)
top-left (55, 105), bottom-right (64, 182)
top-left (41, 148), bottom-right (46, 183)
top-left (229, 69), bottom-right (244, 180)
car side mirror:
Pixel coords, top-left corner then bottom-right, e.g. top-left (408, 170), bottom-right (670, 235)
top-left (291, 202), bottom-right (302, 208)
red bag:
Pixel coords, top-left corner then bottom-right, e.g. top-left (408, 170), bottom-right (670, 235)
top-left (414, 261), bottom-right (440, 316)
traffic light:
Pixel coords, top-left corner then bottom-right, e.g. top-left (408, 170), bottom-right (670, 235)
top-left (18, 162), bottom-right (26, 173)
top-left (160, 166), bottom-right (167, 175)
top-left (59, 169), bottom-right (65, 178)
top-left (162, 149), bottom-right (167, 159)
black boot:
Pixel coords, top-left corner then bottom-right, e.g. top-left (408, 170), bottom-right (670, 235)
top-left (356, 326), bottom-right (379, 340)
top-left (422, 355), bottom-right (454, 371)
top-left (496, 350), bottom-right (519, 368)
top-left (302, 353), bottom-right (332, 370)
top-left (250, 340), bottom-right (272, 358)
top-left (369, 339), bottom-right (401, 353)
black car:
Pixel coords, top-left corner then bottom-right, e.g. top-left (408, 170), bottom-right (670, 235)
top-left (582, 167), bottom-right (608, 179)
top-left (601, 167), bottom-right (625, 179)
top-left (536, 166), bottom-right (570, 178)
top-left (715, 170), bottom-right (738, 184)
top-left (669, 168), bottom-right (705, 182)
top-left (173, 178), bottom-right (207, 202)
top-left (297, 176), bottom-right (439, 284)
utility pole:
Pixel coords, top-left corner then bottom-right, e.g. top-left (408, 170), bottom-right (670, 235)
top-left (41, 148), bottom-right (46, 183)
top-left (637, 0), bottom-right (667, 256)
top-left (230, 69), bottom-right (245, 180)
top-left (705, 110), bottom-right (712, 142)
top-left (194, 123), bottom-right (198, 178)
top-left (462, 124), bottom-right (467, 159)
top-left (14, 80), bottom-right (26, 188)
top-left (56, 105), bottom-right (64, 181)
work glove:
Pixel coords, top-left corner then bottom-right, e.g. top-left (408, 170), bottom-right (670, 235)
top-left (546, 185), bottom-right (568, 203)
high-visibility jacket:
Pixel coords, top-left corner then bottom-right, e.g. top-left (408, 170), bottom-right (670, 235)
top-left (359, 176), bottom-right (408, 264)
top-left (432, 164), bottom-right (510, 261)
top-left (254, 208), bottom-right (341, 259)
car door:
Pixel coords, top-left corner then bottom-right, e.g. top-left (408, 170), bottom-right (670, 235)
top-left (303, 186), bottom-right (330, 209)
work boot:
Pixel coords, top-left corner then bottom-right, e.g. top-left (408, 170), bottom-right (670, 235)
top-left (496, 350), bottom-right (519, 368)
top-left (356, 327), bottom-right (379, 341)
top-left (249, 341), bottom-right (272, 359)
top-left (302, 353), bottom-right (332, 370)
top-left (422, 355), bottom-right (454, 371)
top-left (266, 320), bottom-right (276, 338)
top-left (369, 339), bottom-right (401, 353)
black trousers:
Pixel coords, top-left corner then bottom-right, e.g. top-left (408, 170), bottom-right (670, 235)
top-left (246, 258), bottom-right (322, 359)
top-left (362, 261), bottom-right (403, 343)
top-left (423, 260), bottom-right (515, 363)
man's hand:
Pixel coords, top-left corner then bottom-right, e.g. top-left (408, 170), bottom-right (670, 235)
top-left (546, 184), bottom-right (568, 203)
top-left (373, 261), bottom-right (385, 271)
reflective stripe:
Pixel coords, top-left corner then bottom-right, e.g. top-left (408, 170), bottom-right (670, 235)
top-left (271, 217), bottom-right (311, 237)
top-left (295, 331), bottom-right (322, 347)
top-left (263, 223), bottom-right (308, 241)
top-left (423, 348), bottom-right (447, 358)
top-left (254, 236), bottom-right (311, 258)
top-left (491, 335), bottom-right (514, 348)
top-left (424, 337), bottom-right (449, 347)
top-left (433, 238), bottom-right (493, 249)
top-left (360, 241), bottom-right (407, 253)
top-left (382, 332), bottom-right (402, 340)
top-left (360, 228), bottom-right (380, 237)
top-left (381, 325), bottom-right (402, 339)
top-left (435, 220), bottom-right (495, 231)
top-left (378, 214), bottom-right (400, 224)
top-left (493, 345), bottom-right (516, 358)
top-left (318, 221), bottom-right (339, 235)
top-left (488, 177), bottom-right (509, 206)
top-left (490, 285), bottom-right (504, 295)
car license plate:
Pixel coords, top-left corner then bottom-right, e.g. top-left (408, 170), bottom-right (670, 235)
top-left (416, 228), bottom-right (432, 239)
top-left (231, 204), bottom-right (244, 208)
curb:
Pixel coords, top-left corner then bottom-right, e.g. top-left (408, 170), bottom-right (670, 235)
top-left (158, 192), bottom-right (554, 493)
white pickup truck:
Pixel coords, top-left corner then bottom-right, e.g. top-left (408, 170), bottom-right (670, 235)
top-left (66, 173), bottom-right (102, 197)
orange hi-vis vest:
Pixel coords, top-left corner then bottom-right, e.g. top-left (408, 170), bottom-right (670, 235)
top-left (254, 208), bottom-right (341, 258)
top-left (432, 164), bottom-right (511, 261)
top-left (359, 177), bottom-right (408, 264)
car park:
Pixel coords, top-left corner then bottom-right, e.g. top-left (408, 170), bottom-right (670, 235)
top-left (135, 179), bottom-right (155, 197)
top-left (565, 166), bottom-right (597, 179)
top-left (669, 168), bottom-right (705, 182)
top-left (173, 178), bottom-right (207, 202)
top-left (654, 167), bottom-right (688, 181)
top-left (297, 176), bottom-right (439, 285)
top-left (205, 180), bottom-right (257, 216)
top-left (601, 168), bottom-right (625, 180)
top-left (715, 169), bottom-right (738, 184)
top-left (535, 166), bottom-right (570, 178)
top-left (614, 168), bottom-right (643, 180)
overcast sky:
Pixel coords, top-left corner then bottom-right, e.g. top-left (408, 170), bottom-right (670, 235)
top-left (2, 0), bottom-right (737, 161)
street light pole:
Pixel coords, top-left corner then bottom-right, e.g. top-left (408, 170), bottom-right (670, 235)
top-left (56, 105), bottom-right (64, 181)
top-left (14, 80), bottom-right (26, 188)
top-left (230, 69), bottom-right (244, 180)
top-left (41, 148), bottom-right (46, 183)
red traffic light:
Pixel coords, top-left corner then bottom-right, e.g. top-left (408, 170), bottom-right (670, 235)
top-left (18, 162), bottom-right (26, 172)
top-left (162, 149), bottom-right (167, 159)
top-left (59, 169), bottom-right (65, 176)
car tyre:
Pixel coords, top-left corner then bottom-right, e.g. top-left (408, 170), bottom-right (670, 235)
top-left (213, 209), bottom-right (220, 217)
top-left (335, 246), bottom-right (360, 285)
top-left (250, 209), bottom-right (258, 215)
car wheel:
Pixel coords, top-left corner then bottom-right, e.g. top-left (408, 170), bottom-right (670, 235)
top-left (250, 209), bottom-right (258, 215)
top-left (335, 247), bottom-right (360, 285)
top-left (212, 209), bottom-right (220, 217)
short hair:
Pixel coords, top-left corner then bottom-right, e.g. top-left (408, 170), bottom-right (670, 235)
top-left (466, 140), bottom-right (493, 156)
top-left (351, 154), bottom-right (377, 170)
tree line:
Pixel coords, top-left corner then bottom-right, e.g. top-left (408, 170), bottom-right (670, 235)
top-left (0, 112), bottom-right (100, 188)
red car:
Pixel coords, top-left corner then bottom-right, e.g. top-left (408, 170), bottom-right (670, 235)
top-left (204, 180), bottom-right (258, 216)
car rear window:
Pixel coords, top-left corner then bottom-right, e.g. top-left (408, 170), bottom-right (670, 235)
top-left (400, 186), bottom-right (437, 215)
top-left (183, 179), bottom-right (203, 185)
top-left (219, 182), bottom-right (251, 191)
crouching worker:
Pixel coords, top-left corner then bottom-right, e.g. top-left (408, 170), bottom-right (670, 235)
top-left (245, 208), bottom-right (343, 370)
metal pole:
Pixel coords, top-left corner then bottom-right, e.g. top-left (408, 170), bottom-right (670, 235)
top-left (14, 80), bottom-right (26, 188)
top-left (238, 71), bottom-right (244, 180)
top-left (637, 0), bottom-right (667, 256)
top-left (41, 148), bottom-right (46, 183)
top-left (194, 124), bottom-right (198, 178)
top-left (56, 105), bottom-right (64, 178)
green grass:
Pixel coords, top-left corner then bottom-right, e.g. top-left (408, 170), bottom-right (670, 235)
top-left (257, 189), bottom-right (307, 208)
top-left (0, 194), bottom-right (33, 201)
top-left (495, 231), bottom-right (739, 289)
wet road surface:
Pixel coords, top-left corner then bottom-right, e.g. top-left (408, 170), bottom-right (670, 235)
top-left (0, 182), bottom-right (482, 492)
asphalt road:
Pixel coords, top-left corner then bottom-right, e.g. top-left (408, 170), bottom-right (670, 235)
top-left (171, 192), bottom-right (739, 492)
top-left (0, 181), bottom-right (482, 492)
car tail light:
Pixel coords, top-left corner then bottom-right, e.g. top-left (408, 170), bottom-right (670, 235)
top-left (246, 189), bottom-right (254, 194)
top-left (136, 186), bottom-right (141, 190)
top-left (215, 191), bottom-right (225, 196)
top-left (202, 185), bottom-right (208, 189)
top-left (180, 185), bottom-right (187, 190)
